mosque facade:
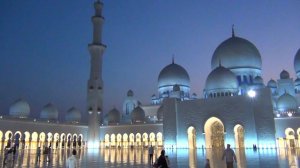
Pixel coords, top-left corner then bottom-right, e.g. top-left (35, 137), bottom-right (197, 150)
top-left (1, 1), bottom-right (300, 150)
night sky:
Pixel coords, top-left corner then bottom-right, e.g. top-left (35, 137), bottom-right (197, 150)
top-left (0, 0), bottom-right (299, 121)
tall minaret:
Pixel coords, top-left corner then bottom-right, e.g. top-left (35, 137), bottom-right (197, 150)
top-left (87, 0), bottom-right (106, 148)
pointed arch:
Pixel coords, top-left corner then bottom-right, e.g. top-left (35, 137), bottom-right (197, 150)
top-left (204, 117), bottom-right (224, 148)
top-left (157, 132), bottom-right (163, 146)
top-left (187, 126), bottom-right (196, 149)
top-left (285, 128), bottom-right (295, 148)
top-left (234, 124), bottom-right (245, 148)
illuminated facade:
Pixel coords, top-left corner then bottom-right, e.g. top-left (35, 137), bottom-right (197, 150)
top-left (1, 1), bottom-right (300, 150)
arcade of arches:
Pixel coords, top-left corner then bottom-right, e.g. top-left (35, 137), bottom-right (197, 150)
top-left (188, 117), bottom-right (244, 149)
top-left (186, 117), bottom-right (300, 149)
top-left (277, 128), bottom-right (300, 148)
top-left (102, 132), bottom-right (163, 148)
top-left (0, 130), bottom-right (84, 150)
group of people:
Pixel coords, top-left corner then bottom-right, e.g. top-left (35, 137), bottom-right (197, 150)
top-left (149, 145), bottom-right (170, 168)
top-left (149, 144), bottom-right (237, 168)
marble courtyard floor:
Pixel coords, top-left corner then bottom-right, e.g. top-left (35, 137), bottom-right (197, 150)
top-left (0, 147), bottom-right (299, 168)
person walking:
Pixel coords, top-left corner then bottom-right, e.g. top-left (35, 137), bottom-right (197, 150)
top-left (148, 145), bottom-right (154, 165)
top-left (66, 149), bottom-right (78, 168)
top-left (222, 144), bottom-right (237, 168)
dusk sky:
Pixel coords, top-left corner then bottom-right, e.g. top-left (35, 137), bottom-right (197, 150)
top-left (0, 0), bottom-right (299, 121)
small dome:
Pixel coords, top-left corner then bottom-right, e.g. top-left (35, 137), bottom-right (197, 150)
top-left (253, 76), bottom-right (264, 85)
top-left (211, 36), bottom-right (262, 71)
top-left (157, 105), bottom-right (164, 122)
top-left (131, 106), bottom-right (145, 123)
top-left (205, 66), bottom-right (238, 95)
top-left (277, 92), bottom-right (298, 112)
top-left (65, 107), bottom-right (81, 123)
top-left (294, 49), bottom-right (300, 76)
top-left (9, 99), bottom-right (30, 118)
top-left (173, 84), bottom-right (180, 92)
top-left (127, 90), bottom-right (134, 97)
top-left (267, 79), bottom-right (277, 88)
top-left (107, 108), bottom-right (120, 124)
top-left (40, 103), bottom-right (58, 120)
top-left (280, 70), bottom-right (290, 79)
top-left (158, 62), bottom-right (190, 90)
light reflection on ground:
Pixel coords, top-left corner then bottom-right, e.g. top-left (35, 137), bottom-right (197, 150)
top-left (0, 145), bottom-right (299, 167)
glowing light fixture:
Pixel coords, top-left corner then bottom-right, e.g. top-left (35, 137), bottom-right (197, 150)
top-left (247, 90), bottom-right (256, 98)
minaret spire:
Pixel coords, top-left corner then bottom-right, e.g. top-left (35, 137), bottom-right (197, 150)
top-left (87, 0), bottom-right (106, 148)
top-left (232, 24), bottom-right (235, 37)
top-left (172, 54), bottom-right (175, 64)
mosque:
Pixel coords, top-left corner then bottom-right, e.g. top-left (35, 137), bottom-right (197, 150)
top-left (1, 1), bottom-right (300, 150)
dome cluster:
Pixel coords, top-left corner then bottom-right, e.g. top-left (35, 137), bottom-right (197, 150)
top-left (7, 99), bottom-right (81, 123)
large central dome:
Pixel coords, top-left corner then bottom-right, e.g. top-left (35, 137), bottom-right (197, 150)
top-left (211, 36), bottom-right (262, 71)
top-left (158, 62), bottom-right (190, 88)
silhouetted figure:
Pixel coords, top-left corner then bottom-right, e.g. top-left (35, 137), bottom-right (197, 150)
top-left (36, 147), bottom-right (41, 162)
top-left (156, 149), bottom-right (169, 168)
top-left (148, 145), bottom-right (154, 165)
top-left (205, 159), bottom-right (210, 168)
top-left (222, 144), bottom-right (237, 168)
top-left (3, 147), bottom-right (13, 165)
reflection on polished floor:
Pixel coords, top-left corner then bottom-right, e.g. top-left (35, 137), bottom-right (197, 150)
top-left (0, 143), bottom-right (299, 168)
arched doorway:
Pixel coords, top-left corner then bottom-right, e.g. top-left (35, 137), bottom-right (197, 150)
top-left (61, 133), bottom-right (66, 148)
top-left (136, 133), bottom-right (141, 147)
top-left (204, 117), bottom-right (224, 148)
top-left (72, 134), bottom-right (77, 148)
top-left (104, 134), bottom-right (110, 147)
top-left (187, 126), bottom-right (196, 149)
top-left (5, 131), bottom-right (13, 148)
top-left (14, 131), bottom-right (22, 148)
top-left (123, 134), bottom-right (128, 148)
top-left (78, 134), bottom-right (83, 148)
top-left (53, 133), bottom-right (60, 149)
top-left (67, 134), bottom-right (72, 148)
top-left (142, 133), bottom-right (148, 147)
top-left (234, 124), bottom-right (245, 148)
top-left (149, 132), bottom-right (155, 146)
top-left (285, 128), bottom-right (295, 148)
top-left (111, 134), bottom-right (116, 147)
top-left (157, 132), bottom-right (163, 146)
top-left (116, 134), bottom-right (122, 148)
top-left (129, 133), bottom-right (134, 147)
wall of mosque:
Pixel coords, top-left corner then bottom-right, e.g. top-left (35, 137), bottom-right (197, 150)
top-left (162, 88), bottom-right (276, 148)
top-left (251, 88), bottom-right (276, 147)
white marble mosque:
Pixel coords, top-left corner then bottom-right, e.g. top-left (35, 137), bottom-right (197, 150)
top-left (1, 0), bottom-right (300, 151)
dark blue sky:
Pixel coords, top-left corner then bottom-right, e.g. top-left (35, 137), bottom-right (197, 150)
top-left (0, 0), bottom-right (299, 121)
